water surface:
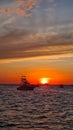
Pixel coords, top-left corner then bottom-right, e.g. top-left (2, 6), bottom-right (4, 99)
top-left (0, 85), bottom-right (73, 130)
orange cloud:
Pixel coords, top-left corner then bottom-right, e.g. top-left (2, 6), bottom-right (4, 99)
top-left (0, 0), bottom-right (59, 16)
top-left (16, 8), bottom-right (26, 15)
top-left (0, 8), bottom-right (13, 15)
top-left (17, 0), bottom-right (38, 16)
top-left (47, 0), bottom-right (54, 3)
top-left (21, 0), bottom-right (37, 8)
top-left (16, 0), bottom-right (37, 16)
top-left (17, 0), bottom-right (23, 5)
top-left (0, 0), bottom-right (38, 16)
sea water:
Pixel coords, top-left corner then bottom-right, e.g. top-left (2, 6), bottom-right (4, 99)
top-left (0, 85), bottom-right (73, 130)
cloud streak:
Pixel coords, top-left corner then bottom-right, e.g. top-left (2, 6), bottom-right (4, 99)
top-left (0, 27), bottom-right (73, 60)
top-left (0, 16), bottom-right (15, 28)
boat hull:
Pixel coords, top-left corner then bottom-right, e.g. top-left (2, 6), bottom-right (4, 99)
top-left (17, 84), bottom-right (39, 91)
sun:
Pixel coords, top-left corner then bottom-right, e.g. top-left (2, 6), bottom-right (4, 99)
top-left (40, 78), bottom-right (50, 85)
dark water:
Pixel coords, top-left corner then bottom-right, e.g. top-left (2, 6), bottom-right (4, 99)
top-left (0, 85), bottom-right (73, 130)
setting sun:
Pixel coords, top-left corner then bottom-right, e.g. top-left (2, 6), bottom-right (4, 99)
top-left (40, 78), bottom-right (50, 85)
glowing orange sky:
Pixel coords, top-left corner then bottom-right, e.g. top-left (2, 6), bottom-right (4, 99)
top-left (0, 56), bottom-right (73, 84)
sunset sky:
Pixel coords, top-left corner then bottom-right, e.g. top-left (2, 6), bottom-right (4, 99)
top-left (0, 0), bottom-right (73, 84)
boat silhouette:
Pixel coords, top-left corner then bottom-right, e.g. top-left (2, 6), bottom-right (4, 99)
top-left (59, 84), bottom-right (64, 88)
top-left (17, 76), bottom-right (39, 91)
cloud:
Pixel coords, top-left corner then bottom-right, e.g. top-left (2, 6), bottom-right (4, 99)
top-left (0, 0), bottom-right (59, 16)
top-left (0, 16), bottom-right (15, 28)
top-left (0, 0), bottom-right (38, 16)
top-left (0, 26), bottom-right (73, 60)
top-left (47, 0), bottom-right (54, 3)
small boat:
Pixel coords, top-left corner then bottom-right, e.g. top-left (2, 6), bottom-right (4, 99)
top-left (59, 84), bottom-right (64, 88)
top-left (17, 76), bottom-right (39, 91)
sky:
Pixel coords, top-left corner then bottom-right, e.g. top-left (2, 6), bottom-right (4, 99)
top-left (0, 0), bottom-right (73, 84)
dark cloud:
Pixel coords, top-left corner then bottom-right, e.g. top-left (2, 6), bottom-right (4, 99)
top-left (0, 28), bottom-right (73, 60)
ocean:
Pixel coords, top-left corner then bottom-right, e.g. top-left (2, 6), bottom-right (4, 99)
top-left (0, 85), bottom-right (73, 130)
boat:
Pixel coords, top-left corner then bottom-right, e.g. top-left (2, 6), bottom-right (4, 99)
top-left (59, 84), bottom-right (64, 88)
top-left (17, 76), bottom-right (39, 91)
